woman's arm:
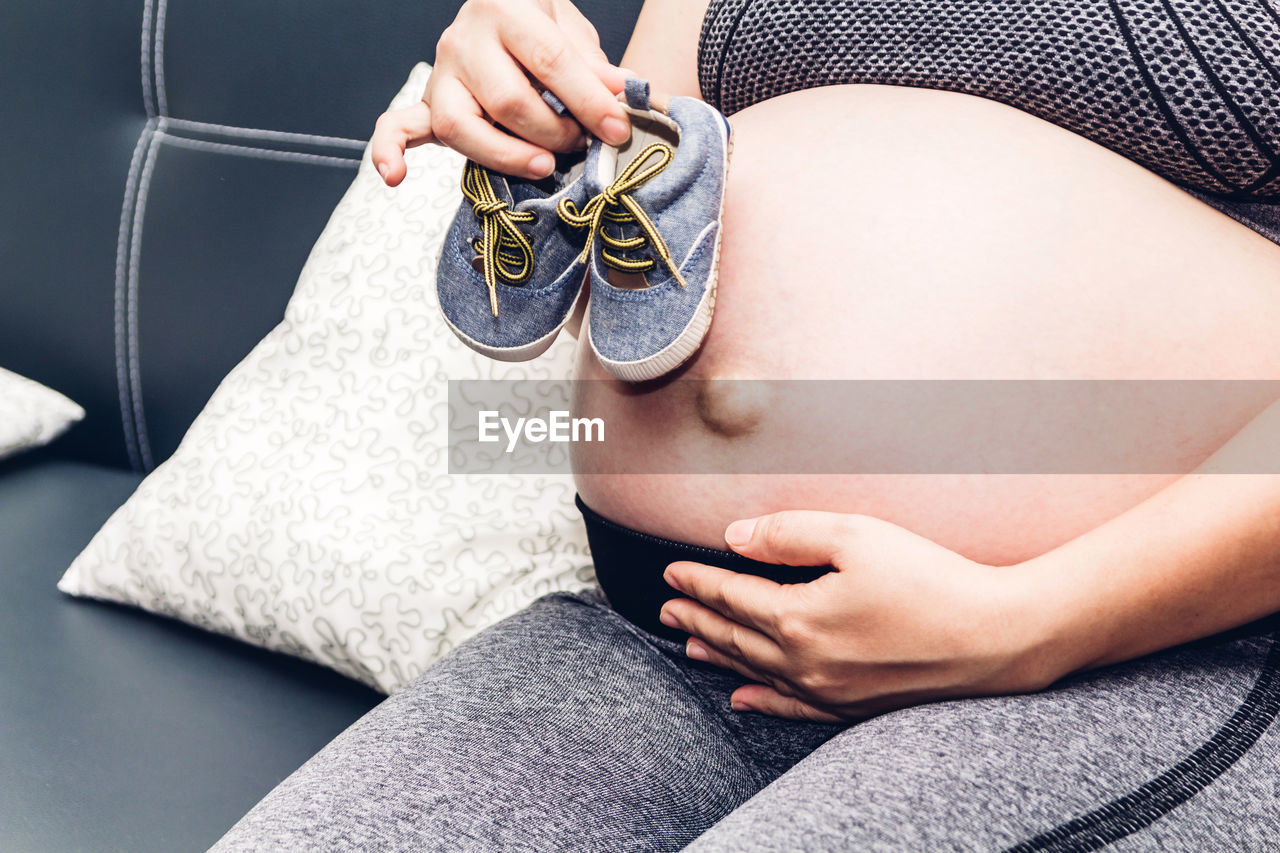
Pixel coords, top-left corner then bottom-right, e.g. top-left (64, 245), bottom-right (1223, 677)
top-left (1029, 397), bottom-right (1280, 675)
top-left (660, 396), bottom-right (1280, 721)
top-left (620, 0), bottom-right (709, 99)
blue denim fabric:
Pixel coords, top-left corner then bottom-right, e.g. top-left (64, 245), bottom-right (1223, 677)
top-left (582, 86), bottom-right (731, 379)
top-left (587, 220), bottom-right (720, 359)
top-left (436, 153), bottom-right (592, 358)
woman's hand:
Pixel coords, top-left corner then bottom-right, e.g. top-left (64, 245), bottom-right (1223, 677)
top-left (370, 0), bottom-right (632, 186)
top-left (660, 511), bottom-right (1063, 722)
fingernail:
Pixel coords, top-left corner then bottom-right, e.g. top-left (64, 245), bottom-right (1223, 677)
top-left (725, 519), bottom-right (757, 547)
top-left (659, 607), bottom-right (680, 629)
top-left (529, 153), bottom-right (555, 176)
top-left (600, 115), bottom-right (629, 145)
top-left (663, 567), bottom-right (683, 592)
top-left (686, 639), bottom-right (709, 661)
top-left (731, 697), bottom-right (754, 712)
top-left (376, 162), bottom-right (389, 179)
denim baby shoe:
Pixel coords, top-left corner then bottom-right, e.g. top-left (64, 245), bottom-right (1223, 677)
top-left (436, 93), bottom-right (591, 361)
top-left (558, 78), bottom-right (731, 382)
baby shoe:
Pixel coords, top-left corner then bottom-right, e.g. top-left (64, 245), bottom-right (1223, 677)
top-left (436, 97), bottom-right (591, 361)
top-left (558, 79), bottom-right (731, 382)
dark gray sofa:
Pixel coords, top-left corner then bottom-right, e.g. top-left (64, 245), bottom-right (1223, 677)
top-left (0, 2), bottom-right (640, 850)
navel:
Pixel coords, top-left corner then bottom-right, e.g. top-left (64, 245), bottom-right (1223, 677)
top-left (694, 377), bottom-right (769, 438)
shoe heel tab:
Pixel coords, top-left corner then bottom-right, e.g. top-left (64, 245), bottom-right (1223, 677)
top-left (624, 78), bottom-right (651, 111)
top-left (620, 78), bottom-right (673, 117)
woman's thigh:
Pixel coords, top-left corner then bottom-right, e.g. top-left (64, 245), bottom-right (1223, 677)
top-left (687, 629), bottom-right (1280, 852)
top-left (211, 589), bottom-right (842, 852)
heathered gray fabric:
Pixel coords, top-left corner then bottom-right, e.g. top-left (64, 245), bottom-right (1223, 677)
top-left (1106, 710), bottom-right (1280, 852)
top-left (210, 589), bottom-right (842, 852)
top-left (213, 588), bottom-right (1280, 851)
top-left (687, 634), bottom-right (1279, 852)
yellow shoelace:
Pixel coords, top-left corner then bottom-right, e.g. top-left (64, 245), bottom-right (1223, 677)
top-left (461, 160), bottom-right (536, 317)
top-left (555, 143), bottom-right (689, 289)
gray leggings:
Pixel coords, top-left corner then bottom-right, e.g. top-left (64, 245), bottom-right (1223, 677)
top-left (212, 589), bottom-right (1280, 851)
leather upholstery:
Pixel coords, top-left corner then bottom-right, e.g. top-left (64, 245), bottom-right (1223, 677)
top-left (0, 457), bottom-right (384, 852)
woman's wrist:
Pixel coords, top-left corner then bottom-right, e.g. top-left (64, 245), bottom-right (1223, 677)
top-left (1000, 550), bottom-right (1109, 691)
top-left (1004, 462), bottom-right (1280, 692)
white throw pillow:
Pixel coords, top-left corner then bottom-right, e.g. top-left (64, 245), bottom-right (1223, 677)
top-left (58, 63), bottom-right (594, 694)
top-left (0, 367), bottom-right (85, 461)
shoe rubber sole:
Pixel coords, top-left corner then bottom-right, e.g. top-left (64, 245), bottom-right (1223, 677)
top-left (591, 116), bottom-right (733, 383)
top-left (440, 272), bottom-right (587, 363)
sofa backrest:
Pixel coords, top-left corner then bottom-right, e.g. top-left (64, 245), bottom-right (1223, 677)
top-left (0, 0), bottom-right (641, 472)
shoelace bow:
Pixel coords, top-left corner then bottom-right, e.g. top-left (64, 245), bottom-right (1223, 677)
top-left (556, 143), bottom-right (689, 289)
top-left (461, 160), bottom-right (536, 317)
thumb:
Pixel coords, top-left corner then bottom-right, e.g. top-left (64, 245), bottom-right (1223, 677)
top-left (724, 510), bottom-right (857, 567)
top-left (585, 57), bottom-right (630, 95)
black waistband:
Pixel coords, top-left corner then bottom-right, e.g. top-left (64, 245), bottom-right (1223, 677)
top-left (575, 495), bottom-right (832, 644)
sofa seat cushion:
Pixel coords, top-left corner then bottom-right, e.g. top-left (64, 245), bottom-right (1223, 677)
top-left (0, 458), bottom-right (381, 853)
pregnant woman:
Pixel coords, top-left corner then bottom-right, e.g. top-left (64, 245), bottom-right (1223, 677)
top-left (217, 0), bottom-right (1280, 849)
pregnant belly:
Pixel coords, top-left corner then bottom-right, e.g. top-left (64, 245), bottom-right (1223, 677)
top-left (572, 85), bottom-right (1280, 565)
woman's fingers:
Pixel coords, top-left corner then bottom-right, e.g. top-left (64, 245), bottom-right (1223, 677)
top-left (731, 684), bottom-right (846, 723)
top-left (370, 102), bottom-right (435, 187)
top-left (691, 635), bottom-right (768, 681)
top-left (584, 56), bottom-right (631, 97)
top-left (554, 3), bottom-right (633, 91)
top-left (664, 561), bottom-right (787, 637)
top-left (725, 511), bottom-right (857, 568)
top-left (374, 0), bottom-right (635, 184)
top-left (430, 77), bottom-right (559, 178)
top-left (552, 0), bottom-right (610, 61)
top-left (661, 595), bottom-right (788, 674)
top-left (685, 637), bottom-right (778, 688)
top-left (460, 44), bottom-right (586, 153)
top-left (498, 13), bottom-right (631, 146)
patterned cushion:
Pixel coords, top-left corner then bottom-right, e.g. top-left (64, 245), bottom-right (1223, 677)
top-left (0, 368), bottom-right (84, 461)
top-left (57, 64), bottom-right (595, 694)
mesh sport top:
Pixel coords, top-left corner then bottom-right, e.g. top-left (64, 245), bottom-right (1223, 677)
top-left (697, 0), bottom-right (1280, 244)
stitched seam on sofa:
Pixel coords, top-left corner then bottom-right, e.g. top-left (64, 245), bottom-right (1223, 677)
top-left (147, 0), bottom-right (366, 159)
top-left (126, 130), bottom-right (164, 473)
top-left (1004, 634), bottom-right (1280, 852)
top-left (155, 0), bottom-right (170, 116)
top-left (114, 121), bottom-right (156, 472)
top-left (162, 118), bottom-right (367, 153)
top-left (158, 132), bottom-right (362, 168)
top-left (141, 0), bottom-right (156, 117)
